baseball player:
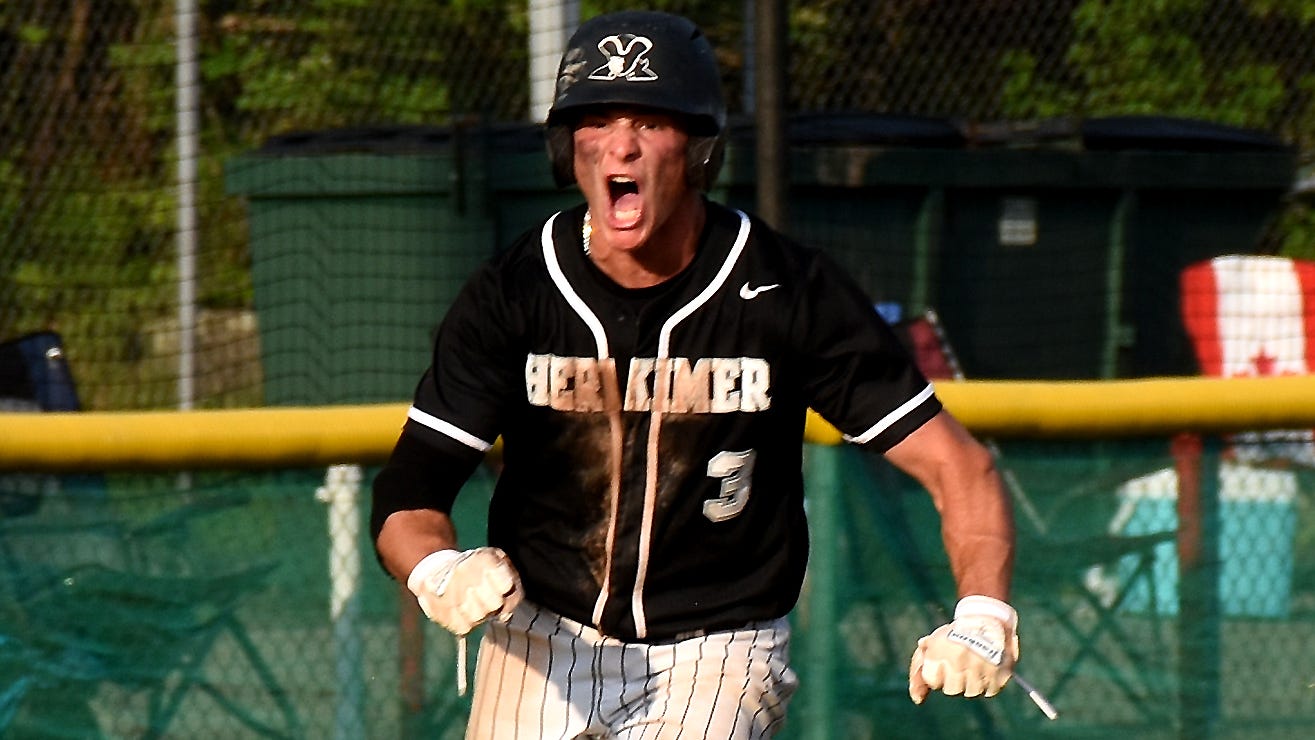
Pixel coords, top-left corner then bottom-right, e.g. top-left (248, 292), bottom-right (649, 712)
top-left (372, 10), bottom-right (1017, 739)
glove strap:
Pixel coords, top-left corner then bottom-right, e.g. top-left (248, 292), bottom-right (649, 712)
top-left (954, 595), bottom-right (1017, 630)
top-left (406, 550), bottom-right (475, 697)
top-left (457, 636), bottom-right (468, 696)
top-left (407, 549), bottom-right (462, 595)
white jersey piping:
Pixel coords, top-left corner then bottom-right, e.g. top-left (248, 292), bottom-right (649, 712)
top-left (843, 382), bottom-right (937, 445)
top-left (631, 210), bottom-right (753, 638)
top-left (540, 208), bottom-right (753, 639)
top-left (541, 214), bottom-right (622, 629)
top-left (542, 214), bottom-right (611, 359)
top-left (406, 406), bottom-right (493, 452)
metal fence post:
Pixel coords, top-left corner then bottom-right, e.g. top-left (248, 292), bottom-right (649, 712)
top-left (1173, 433), bottom-right (1222, 740)
top-left (800, 443), bottom-right (840, 740)
top-left (317, 464), bottom-right (366, 740)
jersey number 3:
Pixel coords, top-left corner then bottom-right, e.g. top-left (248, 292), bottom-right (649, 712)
top-left (703, 450), bottom-right (755, 523)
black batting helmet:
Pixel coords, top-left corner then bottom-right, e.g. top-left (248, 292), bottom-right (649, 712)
top-left (545, 10), bottom-right (727, 189)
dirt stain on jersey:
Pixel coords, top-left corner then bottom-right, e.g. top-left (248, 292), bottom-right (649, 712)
top-left (544, 364), bottom-right (626, 594)
top-left (652, 414), bottom-right (700, 512)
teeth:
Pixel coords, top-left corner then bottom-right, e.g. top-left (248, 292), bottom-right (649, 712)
top-left (609, 176), bottom-right (634, 183)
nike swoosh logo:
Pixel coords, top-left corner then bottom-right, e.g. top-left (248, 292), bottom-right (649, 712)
top-left (739, 282), bottom-right (781, 300)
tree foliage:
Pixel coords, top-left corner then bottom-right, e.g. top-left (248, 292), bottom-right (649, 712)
top-left (997, 0), bottom-right (1315, 256)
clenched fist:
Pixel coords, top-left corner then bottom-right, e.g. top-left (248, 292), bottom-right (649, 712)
top-left (909, 595), bottom-right (1019, 703)
top-left (407, 547), bottom-right (523, 636)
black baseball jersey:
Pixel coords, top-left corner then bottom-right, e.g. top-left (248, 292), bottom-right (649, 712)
top-left (399, 200), bottom-right (940, 641)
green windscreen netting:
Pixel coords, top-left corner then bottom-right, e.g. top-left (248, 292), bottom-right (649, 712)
top-left (795, 440), bottom-right (1315, 740)
top-left (3, 437), bottom-right (1312, 738)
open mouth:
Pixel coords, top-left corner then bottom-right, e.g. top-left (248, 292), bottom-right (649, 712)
top-left (608, 175), bottom-right (639, 200)
top-left (607, 176), bottom-right (642, 224)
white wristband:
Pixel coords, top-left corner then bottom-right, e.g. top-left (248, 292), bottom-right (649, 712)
top-left (407, 549), bottom-right (462, 594)
top-left (954, 595), bottom-right (1018, 629)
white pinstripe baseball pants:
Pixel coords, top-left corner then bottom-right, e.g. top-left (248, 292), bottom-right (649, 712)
top-left (465, 601), bottom-right (798, 739)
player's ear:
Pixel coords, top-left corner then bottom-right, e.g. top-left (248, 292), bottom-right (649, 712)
top-left (545, 124), bottom-right (576, 188)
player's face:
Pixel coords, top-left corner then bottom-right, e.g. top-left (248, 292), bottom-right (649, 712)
top-left (572, 107), bottom-right (698, 255)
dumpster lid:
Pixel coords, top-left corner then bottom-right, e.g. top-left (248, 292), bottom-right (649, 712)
top-left (727, 112), bottom-right (965, 148)
top-left (789, 113), bottom-right (967, 147)
top-left (1080, 116), bottom-right (1290, 152)
top-left (255, 122), bottom-right (547, 156)
top-left (790, 113), bottom-right (965, 147)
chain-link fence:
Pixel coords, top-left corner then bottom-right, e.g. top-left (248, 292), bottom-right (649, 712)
top-left (2, 0), bottom-right (1314, 410)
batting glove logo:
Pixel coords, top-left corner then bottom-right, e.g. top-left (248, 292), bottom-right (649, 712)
top-left (946, 623), bottom-right (1005, 666)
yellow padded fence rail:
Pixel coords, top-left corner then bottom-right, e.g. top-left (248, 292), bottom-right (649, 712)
top-left (4, 376), bottom-right (1315, 472)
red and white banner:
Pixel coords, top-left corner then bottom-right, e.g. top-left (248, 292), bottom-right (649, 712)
top-left (1180, 255), bottom-right (1315, 464)
top-left (1180, 255), bottom-right (1315, 378)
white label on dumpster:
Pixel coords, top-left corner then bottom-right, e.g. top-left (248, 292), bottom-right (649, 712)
top-left (999, 197), bottom-right (1038, 247)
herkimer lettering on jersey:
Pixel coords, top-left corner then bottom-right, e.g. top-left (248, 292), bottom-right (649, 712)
top-left (525, 353), bottom-right (771, 413)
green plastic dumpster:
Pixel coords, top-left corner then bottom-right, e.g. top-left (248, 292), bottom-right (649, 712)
top-left (225, 124), bottom-right (573, 406)
top-left (720, 114), bottom-right (1297, 379)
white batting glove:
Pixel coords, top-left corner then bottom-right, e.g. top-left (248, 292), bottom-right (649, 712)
top-left (909, 595), bottom-right (1019, 704)
top-left (407, 547), bottom-right (523, 636)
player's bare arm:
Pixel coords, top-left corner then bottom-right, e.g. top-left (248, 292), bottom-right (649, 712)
top-left (375, 508), bottom-right (459, 582)
top-left (883, 410), bottom-right (1015, 599)
top-left (883, 409), bottom-right (1020, 705)
top-left (371, 434), bottom-right (523, 641)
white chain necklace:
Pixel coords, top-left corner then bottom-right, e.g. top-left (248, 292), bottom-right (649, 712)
top-left (582, 210), bottom-right (592, 256)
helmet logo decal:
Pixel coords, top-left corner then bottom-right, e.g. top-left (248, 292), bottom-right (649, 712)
top-left (588, 34), bottom-right (659, 82)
